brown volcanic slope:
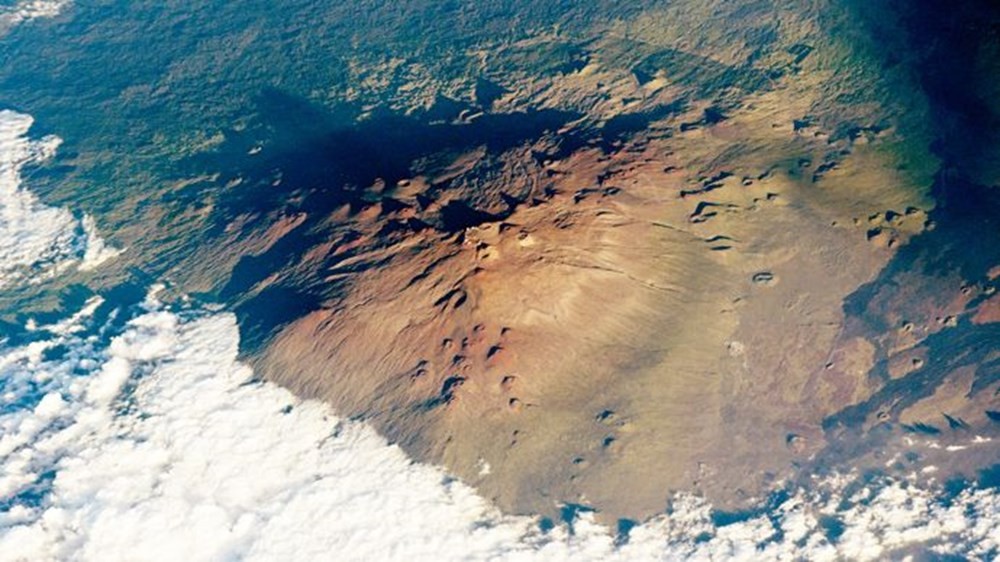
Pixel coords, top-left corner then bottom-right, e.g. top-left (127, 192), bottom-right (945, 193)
top-left (116, 1), bottom-right (1000, 524)
top-left (239, 94), bottom-right (950, 521)
top-left (184, 89), bottom-right (1000, 525)
top-left (4, 0), bottom-right (997, 527)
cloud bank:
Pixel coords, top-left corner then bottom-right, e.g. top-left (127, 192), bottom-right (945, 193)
top-left (0, 110), bottom-right (122, 288)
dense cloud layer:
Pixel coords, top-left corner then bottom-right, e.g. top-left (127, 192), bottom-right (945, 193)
top-left (0, 111), bottom-right (121, 288)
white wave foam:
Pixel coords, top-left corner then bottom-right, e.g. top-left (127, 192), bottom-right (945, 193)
top-left (0, 295), bottom-right (996, 561)
top-left (0, 110), bottom-right (121, 288)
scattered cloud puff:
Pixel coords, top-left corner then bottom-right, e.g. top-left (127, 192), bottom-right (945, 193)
top-left (0, 110), bottom-right (122, 288)
top-left (0, 293), bottom-right (997, 562)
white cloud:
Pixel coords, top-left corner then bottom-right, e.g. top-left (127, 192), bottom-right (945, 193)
top-left (78, 216), bottom-right (124, 272)
top-left (0, 0), bottom-right (69, 32)
top-left (0, 294), bottom-right (997, 562)
top-left (0, 110), bottom-right (122, 288)
top-left (0, 0), bottom-right (69, 37)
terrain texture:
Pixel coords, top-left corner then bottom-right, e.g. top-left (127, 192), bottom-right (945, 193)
top-left (3, 0), bottom-right (999, 523)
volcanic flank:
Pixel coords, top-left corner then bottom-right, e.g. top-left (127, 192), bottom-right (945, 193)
top-left (40, 0), bottom-right (999, 525)
top-left (197, 83), bottom-right (968, 521)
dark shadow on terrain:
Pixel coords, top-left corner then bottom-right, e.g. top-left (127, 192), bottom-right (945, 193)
top-left (631, 48), bottom-right (774, 95)
top-left (888, 0), bottom-right (1000, 184)
top-left (559, 503), bottom-right (596, 536)
top-left (708, 488), bottom-right (791, 547)
top-left (233, 285), bottom-right (325, 357)
top-left (600, 100), bottom-right (685, 146)
top-left (474, 77), bottom-right (507, 110)
top-left (820, 163), bottom-right (1000, 442)
top-left (183, 89), bottom-right (696, 354)
top-left (815, 0), bottom-right (1000, 478)
top-left (182, 89), bottom-right (580, 232)
top-left (185, 91), bottom-right (589, 353)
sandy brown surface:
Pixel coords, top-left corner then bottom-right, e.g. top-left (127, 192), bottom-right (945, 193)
top-left (22, 0), bottom-right (991, 525)
top-left (246, 89), bottom-right (958, 520)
